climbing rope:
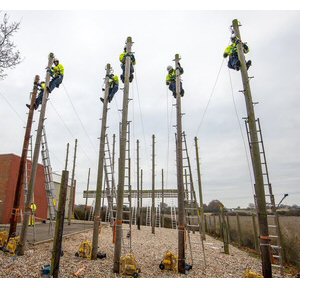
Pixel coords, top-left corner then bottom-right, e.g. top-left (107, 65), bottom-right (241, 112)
top-left (62, 83), bottom-right (97, 153)
top-left (227, 67), bottom-right (255, 194)
top-left (48, 100), bottom-right (95, 167)
top-left (166, 86), bottom-right (174, 188)
top-left (133, 68), bottom-right (148, 160)
top-left (195, 58), bottom-right (225, 136)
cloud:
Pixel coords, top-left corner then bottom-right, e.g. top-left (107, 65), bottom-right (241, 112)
top-left (0, 10), bottom-right (300, 209)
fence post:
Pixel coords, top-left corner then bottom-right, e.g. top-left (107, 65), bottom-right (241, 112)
top-left (226, 214), bottom-right (231, 243)
top-left (252, 213), bottom-right (260, 253)
top-left (213, 214), bottom-right (216, 235)
top-left (236, 212), bottom-right (242, 247)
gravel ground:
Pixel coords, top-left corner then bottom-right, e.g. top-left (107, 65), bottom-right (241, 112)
top-left (0, 224), bottom-right (293, 278)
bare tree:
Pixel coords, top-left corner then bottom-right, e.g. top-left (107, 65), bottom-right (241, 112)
top-left (0, 12), bottom-right (21, 79)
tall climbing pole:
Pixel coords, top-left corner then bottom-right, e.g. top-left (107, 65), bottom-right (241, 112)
top-left (84, 168), bottom-right (91, 220)
top-left (174, 54), bottom-right (186, 274)
top-left (91, 64), bottom-right (111, 260)
top-left (232, 19), bottom-right (272, 277)
top-left (50, 143), bottom-right (70, 278)
top-left (67, 139), bottom-right (77, 225)
top-left (136, 139), bottom-right (141, 230)
top-left (17, 53), bottom-right (54, 256)
top-left (140, 168), bottom-right (143, 216)
top-left (113, 37), bottom-right (133, 273)
top-left (8, 75), bottom-right (40, 238)
top-left (151, 134), bottom-right (156, 234)
top-left (161, 169), bottom-right (165, 227)
top-left (194, 137), bottom-right (206, 240)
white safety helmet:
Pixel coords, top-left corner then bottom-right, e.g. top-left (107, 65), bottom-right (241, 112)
top-left (54, 58), bottom-right (59, 63)
top-left (167, 65), bottom-right (173, 72)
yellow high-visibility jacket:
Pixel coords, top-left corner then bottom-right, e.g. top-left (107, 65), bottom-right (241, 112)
top-left (119, 52), bottom-right (126, 63)
top-left (224, 42), bottom-right (249, 58)
top-left (51, 63), bottom-right (64, 77)
top-left (30, 203), bottom-right (37, 212)
top-left (166, 69), bottom-right (176, 85)
top-left (119, 52), bottom-right (136, 65)
top-left (223, 43), bottom-right (237, 58)
top-left (110, 75), bottom-right (119, 86)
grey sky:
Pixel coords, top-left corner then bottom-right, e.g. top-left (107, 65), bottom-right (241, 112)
top-left (0, 10), bottom-right (300, 208)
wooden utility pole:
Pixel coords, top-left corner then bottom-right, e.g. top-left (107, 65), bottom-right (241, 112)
top-left (50, 143), bottom-right (69, 277)
top-left (220, 206), bottom-right (229, 254)
top-left (161, 169), bottom-right (164, 227)
top-left (91, 64), bottom-right (111, 260)
top-left (68, 139), bottom-right (77, 225)
top-left (8, 75), bottom-right (40, 238)
top-left (232, 19), bottom-right (272, 277)
top-left (151, 134), bottom-right (155, 234)
top-left (113, 37), bottom-right (133, 273)
top-left (140, 168), bottom-right (143, 211)
top-left (136, 140), bottom-right (141, 230)
top-left (84, 168), bottom-right (91, 220)
top-left (17, 53), bottom-right (54, 256)
top-left (194, 137), bottom-right (206, 240)
top-left (174, 54), bottom-right (185, 274)
top-left (51, 169), bottom-right (69, 278)
top-left (236, 212), bottom-right (242, 247)
top-left (252, 213), bottom-right (260, 253)
top-left (64, 143), bottom-right (69, 172)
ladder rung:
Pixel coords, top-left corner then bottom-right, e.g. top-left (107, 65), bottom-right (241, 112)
top-left (187, 224), bottom-right (200, 228)
top-left (188, 240), bottom-right (203, 245)
top-left (271, 264), bottom-right (282, 268)
top-left (269, 235), bottom-right (278, 238)
top-left (272, 255), bottom-right (281, 259)
top-left (268, 225), bottom-right (277, 228)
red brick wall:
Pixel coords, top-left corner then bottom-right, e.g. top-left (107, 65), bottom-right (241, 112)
top-left (0, 154), bottom-right (48, 224)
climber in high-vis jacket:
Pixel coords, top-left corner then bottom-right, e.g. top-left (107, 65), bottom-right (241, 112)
top-left (166, 63), bottom-right (185, 98)
top-left (119, 47), bottom-right (135, 83)
top-left (28, 202), bottom-right (37, 226)
top-left (26, 81), bottom-right (46, 110)
top-left (26, 58), bottom-right (64, 110)
top-left (100, 74), bottom-right (119, 103)
top-left (223, 35), bottom-right (251, 71)
top-left (47, 58), bottom-right (64, 93)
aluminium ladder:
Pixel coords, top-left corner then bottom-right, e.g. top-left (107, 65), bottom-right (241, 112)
top-left (155, 204), bottom-right (161, 227)
top-left (168, 190), bottom-right (177, 229)
top-left (103, 134), bottom-right (116, 225)
top-left (41, 126), bottom-right (57, 221)
top-left (181, 131), bottom-right (206, 269)
top-left (24, 135), bottom-right (33, 205)
top-left (131, 206), bottom-right (137, 225)
top-left (88, 200), bottom-right (95, 221)
top-left (118, 121), bottom-right (132, 254)
top-left (170, 205), bottom-right (177, 229)
top-left (146, 206), bottom-right (151, 226)
top-left (245, 117), bottom-right (284, 275)
top-left (24, 133), bottom-right (36, 241)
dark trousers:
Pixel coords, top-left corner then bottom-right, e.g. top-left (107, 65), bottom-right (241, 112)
top-left (228, 53), bottom-right (240, 70)
top-left (35, 89), bottom-right (44, 108)
top-left (120, 64), bottom-right (134, 83)
top-left (108, 84), bottom-right (119, 102)
top-left (49, 75), bottom-right (63, 93)
top-left (169, 81), bottom-right (184, 97)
